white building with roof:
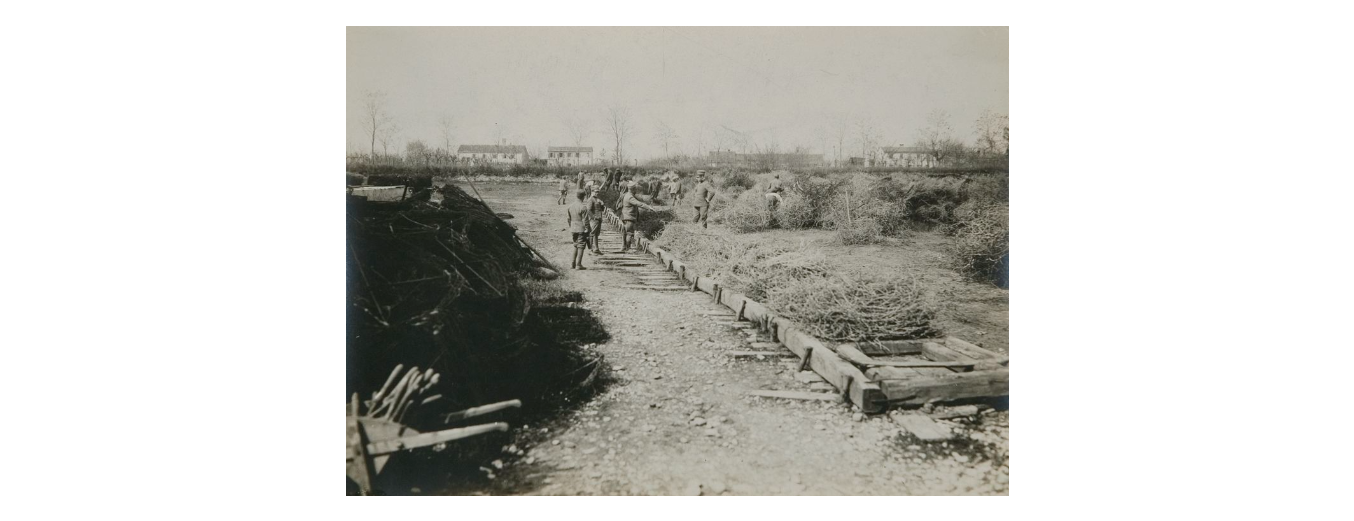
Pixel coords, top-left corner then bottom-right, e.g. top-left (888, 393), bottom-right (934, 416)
top-left (457, 142), bottom-right (528, 164)
top-left (880, 145), bottom-right (935, 167)
top-left (547, 146), bottom-right (594, 166)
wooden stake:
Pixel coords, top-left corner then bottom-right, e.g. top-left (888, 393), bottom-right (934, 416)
top-left (347, 394), bottom-right (376, 495)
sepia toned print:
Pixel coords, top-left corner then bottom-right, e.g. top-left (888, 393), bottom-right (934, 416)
top-left (347, 26), bottom-right (1008, 496)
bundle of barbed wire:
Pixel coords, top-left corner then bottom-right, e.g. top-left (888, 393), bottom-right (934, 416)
top-left (765, 274), bottom-right (942, 342)
top-left (946, 203), bottom-right (1009, 287)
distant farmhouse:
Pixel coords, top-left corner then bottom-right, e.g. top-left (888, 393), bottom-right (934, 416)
top-left (547, 146), bottom-right (594, 166)
top-left (706, 150), bottom-right (824, 168)
top-left (457, 142), bottom-right (528, 165)
top-left (880, 145), bottom-right (934, 168)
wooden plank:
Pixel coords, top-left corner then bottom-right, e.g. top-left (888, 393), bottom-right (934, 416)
top-left (726, 350), bottom-right (796, 358)
top-left (876, 370), bottom-right (1009, 406)
top-left (364, 422), bottom-right (510, 456)
top-left (916, 342), bottom-right (973, 375)
top-left (840, 343), bottom-right (1001, 370)
top-left (835, 343), bottom-right (879, 366)
top-left (944, 336), bottom-right (1005, 360)
top-left (441, 399), bottom-right (522, 423)
top-left (748, 342), bottom-right (784, 350)
top-left (748, 390), bottom-right (843, 403)
top-left (893, 414), bottom-right (955, 441)
top-left (770, 317), bottom-right (888, 413)
top-left (614, 284), bottom-right (689, 291)
top-left (857, 340), bottom-right (926, 356)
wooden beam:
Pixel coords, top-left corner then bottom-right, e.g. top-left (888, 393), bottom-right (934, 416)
top-left (747, 390), bottom-right (843, 403)
top-left (726, 350), bottom-right (796, 358)
top-left (441, 399), bottom-right (522, 423)
top-left (363, 422), bottom-right (510, 456)
top-left (857, 339), bottom-right (927, 356)
top-left (840, 343), bottom-right (1004, 370)
top-left (944, 336), bottom-right (1005, 360)
top-left (875, 370), bottom-right (1009, 406)
top-left (771, 318), bottom-right (887, 413)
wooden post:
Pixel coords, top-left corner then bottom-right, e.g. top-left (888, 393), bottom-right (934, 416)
top-left (737, 300), bottom-right (747, 321)
top-left (347, 394), bottom-right (376, 495)
top-left (799, 346), bottom-right (814, 372)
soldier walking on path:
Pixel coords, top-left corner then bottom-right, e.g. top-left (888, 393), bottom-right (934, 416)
top-left (557, 177), bottom-right (570, 205)
top-left (585, 187), bottom-right (607, 254)
top-left (691, 171), bottom-right (716, 228)
top-left (566, 189), bottom-right (589, 270)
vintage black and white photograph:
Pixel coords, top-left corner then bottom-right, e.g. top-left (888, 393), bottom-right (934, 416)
top-left (346, 26), bottom-right (1009, 496)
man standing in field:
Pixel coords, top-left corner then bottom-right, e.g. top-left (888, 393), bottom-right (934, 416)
top-left (586, 187), bottom-right (607, 254)
top-left (667, 173), bottom-right (683, 206)
top-left (576, 171), bottom-right (585, 190)
top-left (691, 171), bottom-right (715, 228)
top-left (566, 189), bottom-right (589, 270)
top-left (557, 177), bottom-right (569, 205)
top-left (620, 183), bottom-right (655, 252)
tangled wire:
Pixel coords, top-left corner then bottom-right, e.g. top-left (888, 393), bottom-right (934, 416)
top-left (946, 203), bottom-right (1009, 288)
top-left (766, 274), bottom-right (942, 342)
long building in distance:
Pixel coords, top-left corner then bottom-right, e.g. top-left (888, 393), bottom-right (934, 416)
top-left (457, 143), bottom-right (528, 165)
top-left (547, 146), bottom-right (594, 166)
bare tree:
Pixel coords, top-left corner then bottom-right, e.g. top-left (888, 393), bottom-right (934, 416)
top-left (854, 118), bottom-right (880, 166)
top-left (563, 116), bottom-right (590, 147)
top-left (406, 139), bottom-right (430, 164)
top-left (916, 109), bottom-right (957, 166)
top-left (831, 113), bottom-right (851, 166)
top-left (437, 114), bottom-right (456, 154)
top-left (377, 123), bottom-right (400, 157)
top-left (709, 124), bottom-right (728, 154)
top-left (361, 90), bottom-right (394, 158)
top-left (606, 107), bottom-right (634, 166)
top-left (653, 119), bottom-right (679, 158)
top-left (973, 109), bottom-right (1010, 156)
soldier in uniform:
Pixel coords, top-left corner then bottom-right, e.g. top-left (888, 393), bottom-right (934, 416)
top-left (619, 183), bottom-right (655, 252)
top-left (566, 189), bottom-right (589, 269)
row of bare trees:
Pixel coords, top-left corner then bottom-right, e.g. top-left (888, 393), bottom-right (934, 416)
top-left (360, 89), bottom-right (1006, 167)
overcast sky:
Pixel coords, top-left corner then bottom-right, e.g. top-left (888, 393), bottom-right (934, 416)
top-left (347, 27), bottom-right (1007, 160)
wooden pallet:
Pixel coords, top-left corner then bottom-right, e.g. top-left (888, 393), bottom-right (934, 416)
top-left (841, 338), bottom-right (1008, 406)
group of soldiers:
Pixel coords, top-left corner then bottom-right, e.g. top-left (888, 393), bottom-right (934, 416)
top-left (560, 168), bottom-right (719, 270)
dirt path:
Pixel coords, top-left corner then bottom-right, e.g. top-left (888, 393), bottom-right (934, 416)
top-left (465, 183), bottom-right (1008, 496)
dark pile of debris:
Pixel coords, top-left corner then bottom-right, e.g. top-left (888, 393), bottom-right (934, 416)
top-left (347, 184), bottom-right (604, 429)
